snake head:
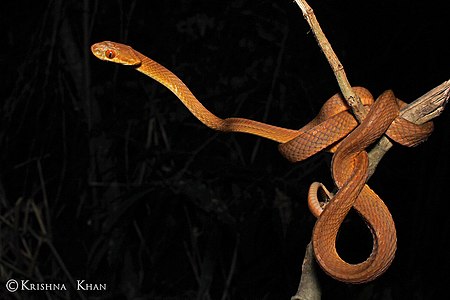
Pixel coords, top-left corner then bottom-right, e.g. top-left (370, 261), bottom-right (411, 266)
top-left (91, 41), bottom-right (141, 66)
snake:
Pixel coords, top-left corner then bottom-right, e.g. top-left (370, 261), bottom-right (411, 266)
top-left (91, 41), bottom-right (434, 283)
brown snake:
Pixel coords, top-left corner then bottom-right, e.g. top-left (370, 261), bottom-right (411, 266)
top-left (91, 41), bottom-right (434, 283)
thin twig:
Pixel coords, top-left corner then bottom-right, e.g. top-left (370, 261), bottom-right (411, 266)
top-left (220, 234), bottom-right (240, 300)
top-left (293, 0), bottom-right (367, 121)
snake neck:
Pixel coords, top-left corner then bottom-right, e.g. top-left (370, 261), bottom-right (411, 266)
top-left (134, 51), bottom-right (224, 130)
top-left (133, 50), bottom-right (299, 142)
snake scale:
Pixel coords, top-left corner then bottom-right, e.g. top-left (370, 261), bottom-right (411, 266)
top-left (91, 41), bottom-right (433, 283)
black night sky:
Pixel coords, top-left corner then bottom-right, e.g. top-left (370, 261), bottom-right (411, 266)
top-left (1, 0), bottom-right (449, 299)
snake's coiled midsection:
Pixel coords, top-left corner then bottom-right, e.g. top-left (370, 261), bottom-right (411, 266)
top-left (91, 41), bottom-right (434, 283)
top-left (277, 89), bottom-right (433, 283)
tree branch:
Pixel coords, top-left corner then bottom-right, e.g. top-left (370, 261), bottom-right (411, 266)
top-left (290, 242), bottom-right (321, 300)
top-left (368, 80), bottom-right (449, 175)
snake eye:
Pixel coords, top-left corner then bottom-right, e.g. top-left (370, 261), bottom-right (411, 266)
top-left (105, 50), bottom-right (116, 59)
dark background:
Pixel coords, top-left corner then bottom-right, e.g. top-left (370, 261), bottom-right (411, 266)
top-left (1, 0), bottom-right (448, 299)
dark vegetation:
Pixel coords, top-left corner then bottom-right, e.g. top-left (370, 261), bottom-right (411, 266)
top-left (1, 0), bottom-right (448, 299)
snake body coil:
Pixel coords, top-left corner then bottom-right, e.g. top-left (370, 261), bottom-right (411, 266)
top-left (91, 41), bottom-right (433, 283)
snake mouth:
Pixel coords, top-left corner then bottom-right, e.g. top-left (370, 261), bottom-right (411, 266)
top-left (90, 44), bottom-right (102, 58)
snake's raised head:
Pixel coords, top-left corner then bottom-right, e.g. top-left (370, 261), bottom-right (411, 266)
top-left (91, 41), bottom-right (141, 66)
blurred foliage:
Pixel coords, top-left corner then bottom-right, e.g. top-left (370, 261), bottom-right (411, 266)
top-left (1, 0), bottom-right (449, 299)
